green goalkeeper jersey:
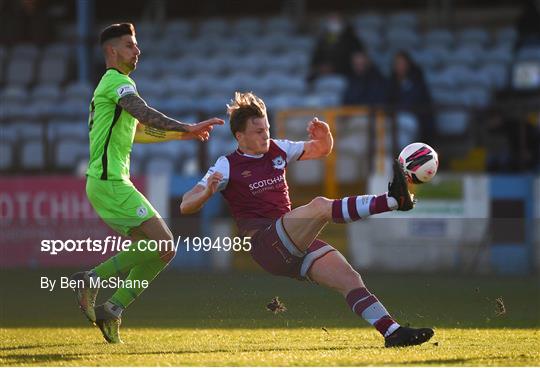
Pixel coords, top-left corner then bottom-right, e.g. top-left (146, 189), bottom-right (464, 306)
top-left (86, 68), bottom-right (139, 181)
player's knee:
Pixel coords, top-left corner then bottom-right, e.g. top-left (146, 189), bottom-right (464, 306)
top-left (158, 230), bottom-right (176, 263)
top-left (310, 196), bottom-right (332, 218)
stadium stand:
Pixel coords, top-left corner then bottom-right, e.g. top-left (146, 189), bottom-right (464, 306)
top-left (0, 5), bottom-right (537, 175)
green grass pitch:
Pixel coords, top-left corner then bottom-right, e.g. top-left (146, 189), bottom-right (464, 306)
top-left (1, 270), bottom-right (539, 366)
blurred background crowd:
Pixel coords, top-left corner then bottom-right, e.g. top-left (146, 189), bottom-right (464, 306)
top-left (0, 0), bottom-right (539, 177)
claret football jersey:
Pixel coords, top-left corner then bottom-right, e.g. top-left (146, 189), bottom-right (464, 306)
top-left (199, 139), bottom-right (304, 232)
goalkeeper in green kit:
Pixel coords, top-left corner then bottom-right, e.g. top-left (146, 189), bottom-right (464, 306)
top-left (70, 23), bottom-right (224, 343)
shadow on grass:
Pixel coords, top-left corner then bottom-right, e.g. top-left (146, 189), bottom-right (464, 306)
top-left (2, 345), bottom-right (382, 365)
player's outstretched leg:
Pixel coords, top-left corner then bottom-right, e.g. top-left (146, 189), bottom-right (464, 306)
top-left (282, 159), bottom-right (414, 250)
top-left (308, 251), bottom-right (434, 348)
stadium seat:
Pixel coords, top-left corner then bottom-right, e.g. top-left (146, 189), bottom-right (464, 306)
top-left (198, 18), bottom-right (229, 36)
top-left (63, 82), bottom-right (93, 101)
top-left (287, 36), bottom-right (315, 55)
top-left (165, 19), bottom-right (192, 38)
top-left (411, 49), bottom-right (440, 70)
top-left (257, 34), bottom-right (291, 53)
top-left (517, 47), bottom-right (540, 61)
top-left (424, 29), bottom-right (454, 49)
top-left (263, 16), bottom-right (294, 35)
top-left (357, 29), bottom-right (384, 50)
top-left (457, 28), bottom-right (491, 46)
top-left (495, 27), bottom-right (518, 45)
top-left (422, 45), bottom-right (451, 67)
top-left (1, 86), bottom-right (28, 105)
top-left (132, 57), bottom-right (162, 79)
top-left (0, 123), bottom-right (18, 142)
top-left (38, 56), bottom-right (68, 85)
top-left (54, 138), bottom-right (89, 169)
top-left (313, 74), bottom-right (347, 95)
top-left (5, 58), bottom-right (36, 87)
top-left (388, 11), bottom-right (418, 29)
top-left (483, 44), bottom-right (514, 65)
top-left (446, 45), bottom-right (483, 67)
top-left (11, 43), bottom-right (40, 59)
top-left (431, 87), bottom-right (461, 106)
top-left (442, 65), bottom-right (476, 86)
top-left (302, 92), bottom-right (340, 107)
top-left (386, 27), bottom-right (420, 49)
top-left (354, 13), bottom-right (385, 31)
top-left (0, 140), bottom-right (14, 170)
top-left (460, 86), bottom-right (491, 108)
top-left (20, 138), bottom-right (45, 169)
top-left (395, 111), bottom-right (419, 148)
top-left (478, 62), bottom-right (509, 89)
top-left (436, 109), bottom-right (470, 135)
top-left (31, 84), bottom-right (61, 103)
top-left (144, 155), bottom-right (177, 175)
top-left (48, 121), bottom-right (88, 141)
top-left (265, 94), bottom-right (304, 113)
top-left (425, 69), bottom-right (456, 89)
top-left (43, 43), bottom-right (71, 59)
top-left (231, 17), bottom-right (262, 35)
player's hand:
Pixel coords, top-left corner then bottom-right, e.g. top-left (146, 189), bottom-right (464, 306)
top-left (307, 117), bottom-right (330, 140)
top-left (185, 118), bottom-right (225, 141)
top-left (205, 172), bottom-right (223, 194)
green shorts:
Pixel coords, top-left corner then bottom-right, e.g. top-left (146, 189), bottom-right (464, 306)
top-left (86, 176), bottom-right (157, 236)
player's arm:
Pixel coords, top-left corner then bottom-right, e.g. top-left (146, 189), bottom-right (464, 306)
top-left (300, 117), bottom-right (334, 160)
top-left (118, 94), bottom-right (223, 140)
top-left (133, 123), bottom-right (187, 143)
top-left (180, 172), bottom-right (223, 214)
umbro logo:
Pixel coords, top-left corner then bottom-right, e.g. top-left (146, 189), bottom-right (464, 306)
top-left (241, 170), bottom-right (252, 178)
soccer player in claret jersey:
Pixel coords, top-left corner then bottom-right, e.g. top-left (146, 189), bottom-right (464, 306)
top-left (181, 92), bottom-right (434, 348)
top-left (70, 23), bottom-right (223, 343)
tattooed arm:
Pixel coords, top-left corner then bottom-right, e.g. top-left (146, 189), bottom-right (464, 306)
top-left (118, 94), bottom-right (190, 132)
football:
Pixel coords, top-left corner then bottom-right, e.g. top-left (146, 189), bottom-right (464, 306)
top-left (398, 142), bottom-right (439, 184)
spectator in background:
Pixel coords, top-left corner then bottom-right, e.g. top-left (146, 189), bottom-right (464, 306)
top-left (308, 13), bottom-right (364, 83)
top-left (515, 0), bottom-right (540, 49)
top-left (342, 51), bottom-right (388, 106)
top-left (388, 51), bottom-right (434, 145)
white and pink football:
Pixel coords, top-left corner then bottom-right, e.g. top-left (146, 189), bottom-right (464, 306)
top-left (398, 143), bottom-right (439, 184)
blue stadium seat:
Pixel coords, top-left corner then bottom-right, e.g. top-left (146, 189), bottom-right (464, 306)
top-left (388, 12), bottom-right (418, 29)
top-left (287, 36), bottom-right (315, 55)
top-left (386, 27), bottom-right (421, 49)
top-left (144, 155), bottom-right (177, 175)
top-left (422, 46), bottom-right (451, 67)
top-left (20, 138), bottom-right (45, 169)
top-left (231, 17), bottom-right (262, 35)
top-left (357, 29), bottom-right (384, 49)
top-left (55, 138), bottom-right (89, 169)
top-left (495, 27), bottom-right (518, 45)
top-left (43, 43), bottom-right (71, 59)
top-left (517, 47), bottom-right (540, 61)
top-left (436, 109), bottom-right (470, 135)
top-left (263, 16), bottom-right (294, 35)
top-left (457, 28), bottom-right (491, 46)
top-left (314, 74), bottom-right (347, 95)
top-left (31, 84), bottom-right (61, 102)
top-left (478, 63), bottom-right (509, 89)
top-left (446, 45), bottom-right (483, 67)
top-left (354, 13), bottom-right (385, 30)
top-left (199, 18), bottom-right (229, 36)
top-left (6, 58), bottom-right (36, 87)
top-left (483, 44), bottom-right (514, 65)
top-left (0, 140), bottom-right (14, 170)
top-left (424, 29), bottom-right (454, 49)
top-left (460, 86), bottom-right (491, 108)
top-left (38, 56), bottom-right (68, 85)
top-left (165, 20), bottom-right (192, 38)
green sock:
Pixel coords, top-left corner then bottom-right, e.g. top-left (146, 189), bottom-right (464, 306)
top-left (109, 258), bottom-right (169, 308)
top-left (92, 239), bottom-right (161, 279)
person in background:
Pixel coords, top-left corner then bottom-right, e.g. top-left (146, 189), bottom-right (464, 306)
top-left (388, 50), bottom-right (434, 145)
top-left (342, 50), bottom-right (388, 106)
top-left (308, 13), bottom-right (364, 83)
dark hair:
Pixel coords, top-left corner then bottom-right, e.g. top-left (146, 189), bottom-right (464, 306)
top-left (100, 23), bottom-right (135, 45)
top-left (227, 92), bottom-right (267, 138)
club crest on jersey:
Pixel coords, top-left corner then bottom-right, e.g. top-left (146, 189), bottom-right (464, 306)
top-left (136, 205), bottom-right (148, 218)
top-left (272, 156), bottom-right (285, 170)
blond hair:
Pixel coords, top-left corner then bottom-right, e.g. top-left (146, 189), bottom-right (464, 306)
top-left (227, 92), bottom-right (267, 137)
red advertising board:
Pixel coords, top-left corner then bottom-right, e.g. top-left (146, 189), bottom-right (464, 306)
top-left (0, 176), bottom-right (145, 267)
